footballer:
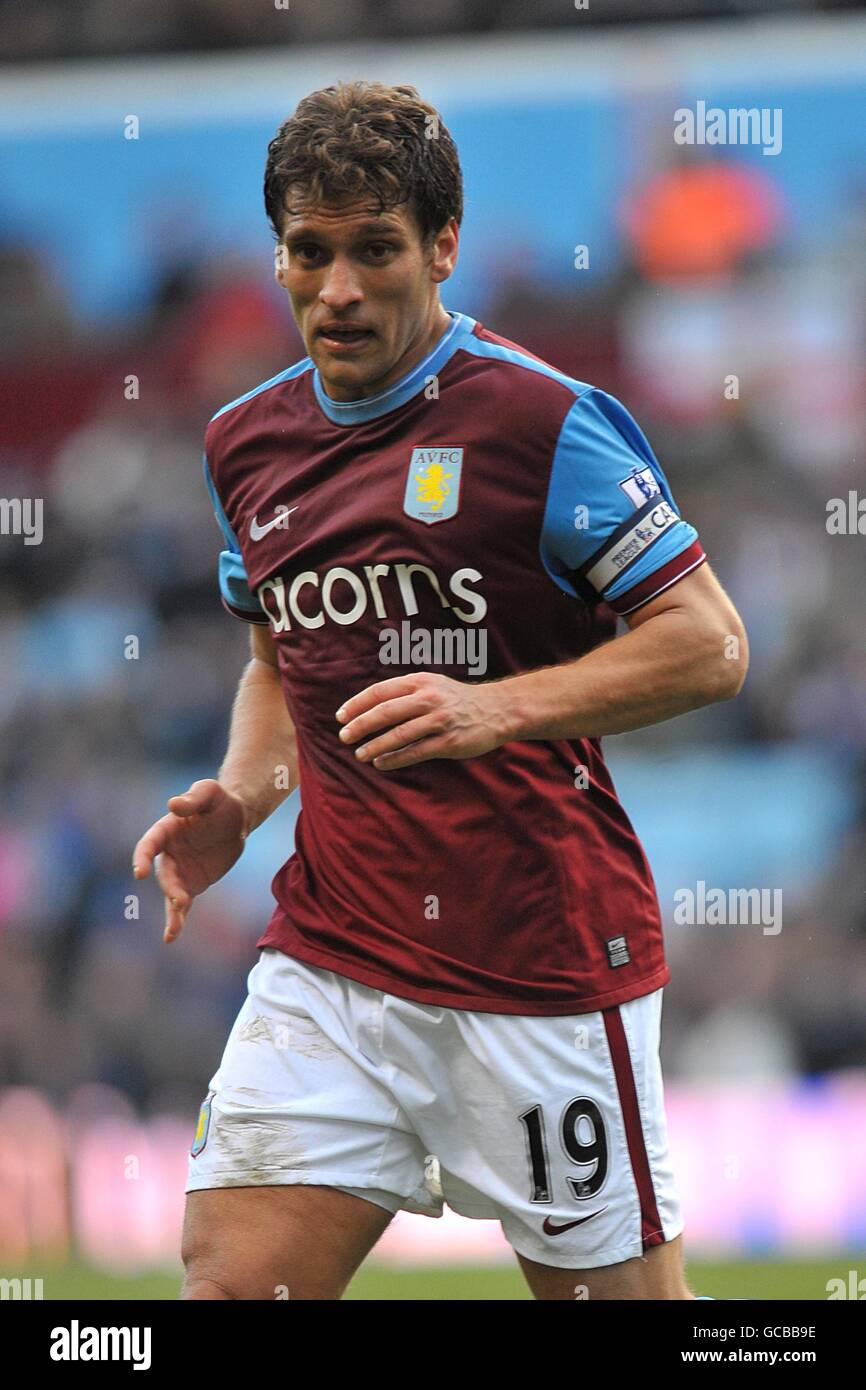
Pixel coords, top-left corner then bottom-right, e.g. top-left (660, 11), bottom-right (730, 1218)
top-left (133, 81), bottom-right (748, 1301)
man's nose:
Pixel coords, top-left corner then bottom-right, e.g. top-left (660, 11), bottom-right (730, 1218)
top-left (319, 256), bottom-right (362, 311)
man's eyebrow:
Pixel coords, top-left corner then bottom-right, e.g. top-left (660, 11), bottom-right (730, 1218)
top-left (283, 219), bottom-right (404, 242)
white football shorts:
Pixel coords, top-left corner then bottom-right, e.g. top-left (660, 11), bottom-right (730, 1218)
top-left (186, 947), bottom-right (683, 1269)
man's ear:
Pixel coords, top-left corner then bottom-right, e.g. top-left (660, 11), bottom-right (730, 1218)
top-left (274, 243), bottom-right (288, 286)
top-left (429, 217), bottom-right (459, 285)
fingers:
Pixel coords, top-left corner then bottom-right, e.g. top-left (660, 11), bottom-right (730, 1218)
top-left (164, 896), bottom-right (190, 944)
top-left (154, 848), bottom-right (190, 905)
top-left (338, 692), bottom-right (433, 747)
top-left (349, 713), bottom-right (443, 764)
top-left (336, 676), bottom-right (420, 727)
top-left (133, 780), bottom-right (230, 944)
top-left (363, 734), bottom-right (448, 772)
top-left (132, 782), bottom-right (222, 879)
top-left (131, 812), bottom-right (195, 943)
top-left (159, 853), bottom-right (192, 944)
top-left (131, 818), bottom-right (171, 879)
top-left (166, 779), bottom-right (223, 818)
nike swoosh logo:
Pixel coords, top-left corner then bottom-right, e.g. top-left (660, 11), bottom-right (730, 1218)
top-left (249, 507), bottom-right (298, 541)
top-left (542, 1207), bottom-right (608, 1236)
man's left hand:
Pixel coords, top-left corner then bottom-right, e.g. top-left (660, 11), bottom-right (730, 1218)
top-left (336, 672), bottom-right (511, 770)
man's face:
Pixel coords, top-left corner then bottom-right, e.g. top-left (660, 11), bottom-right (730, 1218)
top-left (275, 195), bottom-right (458, 402)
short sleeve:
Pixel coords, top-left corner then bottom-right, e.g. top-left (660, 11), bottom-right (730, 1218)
top-left (539, 388), bottom-right (705, 615)
top-left (203, 452), bottom-right (268, 624)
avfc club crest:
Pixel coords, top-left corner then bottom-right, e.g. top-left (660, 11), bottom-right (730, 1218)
top-left (404, 446), bottom-right (464, 525)
top-left (190, 1091), bottom-right (214, 1158)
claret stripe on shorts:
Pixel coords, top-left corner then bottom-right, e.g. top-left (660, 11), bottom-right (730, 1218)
top-left (603, 1006), bottom-right (665, 1250)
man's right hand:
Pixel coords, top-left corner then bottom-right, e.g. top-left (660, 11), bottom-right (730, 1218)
top-left (132, 779), bottom-right (250, 943)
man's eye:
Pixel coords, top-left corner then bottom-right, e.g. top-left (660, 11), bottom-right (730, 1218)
top-left (294, 245), bottom-right (322, 262)
top-left (366, 242), bottom-right (395, 259)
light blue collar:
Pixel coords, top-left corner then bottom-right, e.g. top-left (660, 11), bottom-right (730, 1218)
top-left (312, 310), bottom-right (475, 425)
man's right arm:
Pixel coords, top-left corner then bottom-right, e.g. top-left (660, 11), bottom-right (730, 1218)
top-left (133, 623), bottom-right (297, 941)
top-left (219, 624), bottom-right (298, 835)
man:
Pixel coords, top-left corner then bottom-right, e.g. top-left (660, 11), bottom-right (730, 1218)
top-left (133, 81), bottom-right (747, 1301)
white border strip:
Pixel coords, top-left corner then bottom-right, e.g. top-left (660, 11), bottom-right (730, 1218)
top-left (615, 552), bottom-right (707, 616)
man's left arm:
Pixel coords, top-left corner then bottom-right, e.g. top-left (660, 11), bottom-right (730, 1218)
top-left (484, 560), bottom-right (748, 740)
top-left (336, 563), bottom-right (748, 769)
top-left (338, 386), bottom-right (748, 768)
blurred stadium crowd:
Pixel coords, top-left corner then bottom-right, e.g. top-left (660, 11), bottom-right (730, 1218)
top-left (1, 115), bottom-right (865, 1124)
top-left (1, 0), bottom-right (860, 63)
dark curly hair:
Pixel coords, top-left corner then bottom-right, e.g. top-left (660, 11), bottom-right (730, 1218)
top-left (263, 81), bottom-right (463, 246)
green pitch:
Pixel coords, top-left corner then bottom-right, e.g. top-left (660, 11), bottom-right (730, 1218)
top-left (1, 1258), bottom-right (855, 1300)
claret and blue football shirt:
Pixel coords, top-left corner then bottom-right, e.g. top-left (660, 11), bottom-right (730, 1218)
top-left (203, 310), bottom-right (706, 1015)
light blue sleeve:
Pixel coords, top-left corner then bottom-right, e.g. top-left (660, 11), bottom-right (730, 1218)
top-left (539, 388), bottom-right (699, 604)
top-left (203, 453), bottom-right (266, 622)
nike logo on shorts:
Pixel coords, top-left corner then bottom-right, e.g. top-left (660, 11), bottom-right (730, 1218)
top-left (542, 1207), bottom-right (608, 1235)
